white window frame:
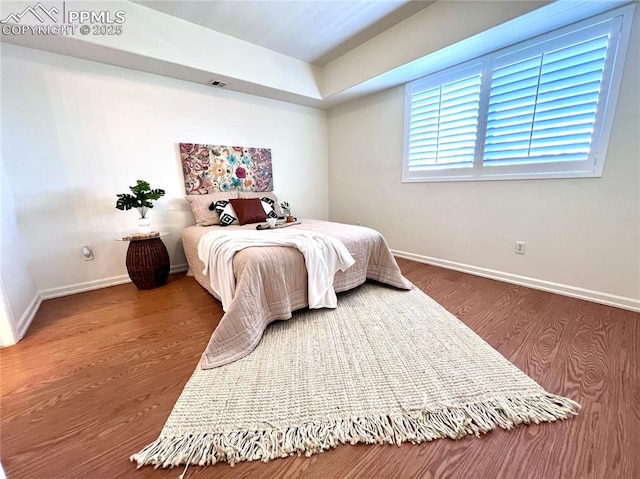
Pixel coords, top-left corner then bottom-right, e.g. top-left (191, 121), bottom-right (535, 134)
top-left (402, 5), bottom-right (634, 183)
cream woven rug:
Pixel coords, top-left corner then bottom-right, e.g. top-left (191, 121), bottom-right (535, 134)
top-left (132, 283), bottom-right (580, 469)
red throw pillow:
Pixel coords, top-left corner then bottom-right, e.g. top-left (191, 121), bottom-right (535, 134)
top-left (229, 198), bottom-right (268, 225)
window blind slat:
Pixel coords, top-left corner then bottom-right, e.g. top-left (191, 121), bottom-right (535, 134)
top-left (488, 86), bottom-right (538, 108)
top-left (535, 98), bottom-right (598, 118)
top-left (491, 56), bottom-right (542, 81)
top-left (486, 114), bottom-right (535, 131)
top-left (543, 36), bottom-right (608, 67)
top-left (539, 59), bottom-right (605, 86)
top-left (484, 152), bottom-right (588, 166)
top-left (487, 104), bottom-right (536, 122)
top-left (536, 80), bottom-right (602, 103)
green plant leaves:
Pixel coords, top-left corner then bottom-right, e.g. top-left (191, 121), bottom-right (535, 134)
top-left (115, 180), bottom-right (165, 214)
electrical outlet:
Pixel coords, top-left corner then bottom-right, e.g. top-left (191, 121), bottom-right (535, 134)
top-left (82, 245), bottom-right (94, 261)
top-left (515, 241), bottom-right (526, 255)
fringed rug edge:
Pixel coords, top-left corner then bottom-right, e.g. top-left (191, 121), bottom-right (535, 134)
top-left (131, 393), bottom-right (580, 469)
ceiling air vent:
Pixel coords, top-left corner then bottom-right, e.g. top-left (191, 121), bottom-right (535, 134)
top-left (209, 79), bottom-right (228, 88)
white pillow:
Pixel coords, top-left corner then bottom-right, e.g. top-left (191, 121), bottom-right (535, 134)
top-left (261, 197), bottom-right (278, 219)
top-left (213, 200), bottom-right (238, 226)
top-left (185, 191), bottom-right (238, 226)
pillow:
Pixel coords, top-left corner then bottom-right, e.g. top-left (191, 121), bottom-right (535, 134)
top-left (229, 198), bottom-right (268, 225)
top-left (214, 200), bottom-right (238, 226)
top-left (240, 191), bottom-right (281, 217)
top-left (260, 197), bottom-right (278, 219)
top-left (185, 191), bottom-right (238, 226)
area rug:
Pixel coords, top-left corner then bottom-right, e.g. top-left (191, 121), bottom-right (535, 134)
top-left (131, 282), bottom-right (580, 469)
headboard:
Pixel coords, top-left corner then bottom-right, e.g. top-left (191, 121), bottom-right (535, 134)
top-left (180, 143), bottom-right (273, 195)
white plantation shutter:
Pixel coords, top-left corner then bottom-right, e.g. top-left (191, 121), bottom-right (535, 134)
top-left (407, 72), bottom-right (482, 170)
top-left (403, 8), bottom-right (630, 182)
top-left (484, 33), bottom-right (610, 166)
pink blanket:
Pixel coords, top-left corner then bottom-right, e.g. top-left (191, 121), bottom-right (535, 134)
top-left (182, 219), bottom-right (412, 368)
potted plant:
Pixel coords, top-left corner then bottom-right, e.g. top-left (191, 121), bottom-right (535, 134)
top-left (280, 201), bottom-right (294, 223)
top-left (116, 180), bottom-right (165, 233)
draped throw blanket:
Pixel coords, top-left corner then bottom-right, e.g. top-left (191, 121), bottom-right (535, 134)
top-left (184, 220), bottom-right (412, 369)
top-left (198, 229), bottom-right (356, 310)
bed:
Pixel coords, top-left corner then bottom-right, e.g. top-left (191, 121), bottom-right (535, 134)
top-left (179, 143), bottom-right (411, 368)
top-left (183, 219), bottom-right (412, 368)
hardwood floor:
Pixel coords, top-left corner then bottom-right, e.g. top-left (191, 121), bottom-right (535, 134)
top-left (1, 259), bottom-right (638, 479)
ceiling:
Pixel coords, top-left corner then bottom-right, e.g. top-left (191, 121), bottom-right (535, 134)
top-left (133, 0), bottom-right (432, 65)
top-left (2, 1), bottom-right (615, 110)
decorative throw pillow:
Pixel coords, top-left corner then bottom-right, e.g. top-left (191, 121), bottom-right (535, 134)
top-left (214, 200), bottom-right (238, 226)
top-left (260, 197), bottom-right (278, 219)
top-left (239, 191), bottom-right (281, 217)
top-left (229, 198), bottom-right (268, 225)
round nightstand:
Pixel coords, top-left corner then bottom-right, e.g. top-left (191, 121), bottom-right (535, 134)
top-left (117, 232), bottom-right (170, 289)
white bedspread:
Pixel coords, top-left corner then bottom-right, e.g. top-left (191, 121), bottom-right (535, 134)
top-left (198, 229), bottom-right (356, 311)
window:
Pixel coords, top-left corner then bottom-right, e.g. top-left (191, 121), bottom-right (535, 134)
top-left (403, 6), bottom-right (633, 182)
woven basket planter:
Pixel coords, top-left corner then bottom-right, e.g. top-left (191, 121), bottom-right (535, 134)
top-left (125, 238), bottom-right (170, 289)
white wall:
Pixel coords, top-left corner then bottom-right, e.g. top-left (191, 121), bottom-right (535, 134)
top-left (1, 44), bottom-right (328, 296)
top-left (0, 158), bottom-right (40, 344)
top-left (327, 8), bottom-right (640, 310)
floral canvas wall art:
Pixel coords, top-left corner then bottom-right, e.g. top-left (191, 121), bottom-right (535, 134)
top-left (180, 144), bottom-right (273, 194)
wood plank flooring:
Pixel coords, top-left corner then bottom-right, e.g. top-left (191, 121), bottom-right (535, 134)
top-left (1, 259), bottom-right (638, 479)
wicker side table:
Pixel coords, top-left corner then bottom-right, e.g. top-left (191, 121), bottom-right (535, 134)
top-left (121, 233), bottom-right (170, 290)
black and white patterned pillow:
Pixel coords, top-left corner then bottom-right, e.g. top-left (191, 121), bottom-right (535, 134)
top-left (260, 197), bottom-right (278, 219)
top-left (213, 200), bottom-right (237, 226)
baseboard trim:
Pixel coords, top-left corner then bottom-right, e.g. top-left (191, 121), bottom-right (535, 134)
top-left (392, 250), bottom-right (640, 313)
top-left (40, 275), bottom-right (132, 299)
top-left (16, 292), bottom-right (42, 340)
top-left (40, 263), bottom-right (189, 300)
top-left (170, 263), bottom-right (189, 274)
